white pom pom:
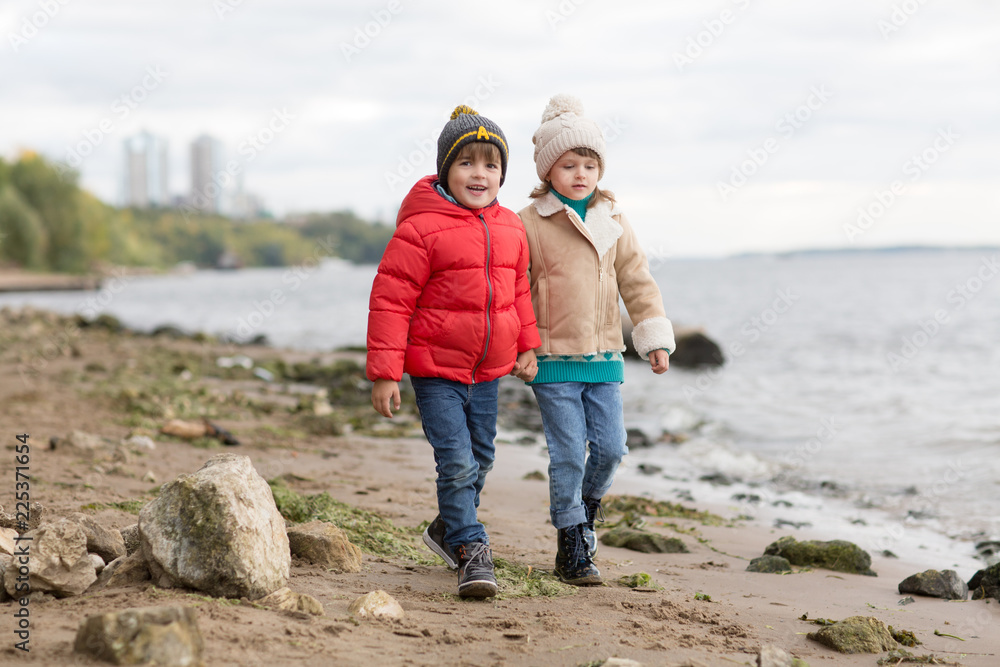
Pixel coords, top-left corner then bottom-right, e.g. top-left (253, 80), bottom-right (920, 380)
top-left (541, 94), bottom-right (584, 123)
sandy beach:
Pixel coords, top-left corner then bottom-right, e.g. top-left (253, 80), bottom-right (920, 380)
top-left (1, 306), bottom-right (997, 666)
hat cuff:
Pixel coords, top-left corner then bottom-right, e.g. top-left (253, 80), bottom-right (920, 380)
top-left (535, 128), bottom-right (606, 180)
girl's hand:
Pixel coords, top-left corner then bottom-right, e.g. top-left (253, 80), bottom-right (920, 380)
top-left (511, 349), bottom-right (538, 382)
top-left (648, 349), bottom-right (669, 374)
top-left (372, 379), bottom-right (401, 417)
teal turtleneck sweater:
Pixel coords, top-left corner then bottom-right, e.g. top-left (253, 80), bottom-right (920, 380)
top-left (531, 188), bottom-right (625, 385)
top-left (552, 189), bottom-right (593, 221)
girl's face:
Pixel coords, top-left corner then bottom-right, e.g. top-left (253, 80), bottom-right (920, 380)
top-left (546, 150), bottom-right (600, 200)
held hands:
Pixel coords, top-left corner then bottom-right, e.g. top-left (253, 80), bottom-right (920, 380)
top-left (371, 378), bottom-right (401, 418)
top-left (510, 349), bottom-right (538, 382)
top-left (648, 349), bottom-right (669, 374)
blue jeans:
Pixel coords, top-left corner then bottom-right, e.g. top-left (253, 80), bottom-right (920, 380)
top-left (531, 382), bottom-right (628, 529)
top-left (411, 376), bottom-right (499, 548)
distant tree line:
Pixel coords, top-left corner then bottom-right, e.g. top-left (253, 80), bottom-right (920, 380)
top-left (0, 152), bottom-right (394, 273)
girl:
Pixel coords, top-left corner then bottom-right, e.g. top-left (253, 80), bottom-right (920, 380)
top-left (518, 94), bottom-right (675, 585)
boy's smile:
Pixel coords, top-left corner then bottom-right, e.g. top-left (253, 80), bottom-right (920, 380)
top-left (447, 149), bottom-right (501, 209)
top-left (546, 151), bottom-right (600, 201)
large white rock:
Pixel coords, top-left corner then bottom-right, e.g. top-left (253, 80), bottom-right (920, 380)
top-left (2, 519), bottom-right (97, 598)
top-left (139, 454), bottom-right (289, 599)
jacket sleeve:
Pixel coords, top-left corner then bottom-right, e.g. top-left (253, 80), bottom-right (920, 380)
top-left (366, 221), bottom-right (431, 381)
top-left (514, 225), bottom-right (541, 352)
top-left (613, 211), bottom-right (675, 357)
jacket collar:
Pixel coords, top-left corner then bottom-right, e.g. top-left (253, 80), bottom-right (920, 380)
top-left (532, 192), bottom-right (623, 258)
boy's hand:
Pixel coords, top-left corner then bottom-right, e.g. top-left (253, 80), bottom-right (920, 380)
top-left (648, 349), bottom-right (669, 374)
top-left (372, 379), bottom-right (401, 417)
top-left (511, 349), bottom-right (538, 382)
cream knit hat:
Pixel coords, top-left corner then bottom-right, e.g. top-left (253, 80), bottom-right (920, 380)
top-left (532, 94), bottom-right (606, 181)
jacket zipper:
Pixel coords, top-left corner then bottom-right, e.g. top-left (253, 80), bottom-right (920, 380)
top-left (596, 262), bottom-right (604, 351)
top-left (472, 213), bottom-right (493, 382)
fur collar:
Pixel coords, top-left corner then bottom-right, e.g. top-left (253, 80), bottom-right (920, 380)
top-left (532, 192), bottom-right (623, 258)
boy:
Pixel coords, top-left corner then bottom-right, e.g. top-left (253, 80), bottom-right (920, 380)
top-left (366, 105), bottom-right (540, 598)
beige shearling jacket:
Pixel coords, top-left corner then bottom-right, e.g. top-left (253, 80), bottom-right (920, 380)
top-left (517, 192), bottom-right (675, 359)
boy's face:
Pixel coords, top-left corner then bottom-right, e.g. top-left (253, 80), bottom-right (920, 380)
top-left (546, 150), bottom-right (600, 200)
top-left (446, 145), bottom-right (501, 209)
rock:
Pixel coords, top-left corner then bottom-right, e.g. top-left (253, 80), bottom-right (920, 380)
top-left (496, 376), bottom-right (542, 432)
top-left (50, 429), bottom-right (106, 454)
top-left (968, 562), bottom-right (1000, 601)
top-left (670, 330), bottom-right (725, 368)
top-left (625, 428), bottom-right (651, 449)
top-left (160, 419), bottom-right (208, 440)
top-left (89, 553), bottom-right (106, 574)
top-left (747, 556), bottom-right (793, 574)
top-left (0, 501), bottom-right (44, 532)
top-left (139, 453), bottom-right (289, 599)
top-left (66, 512), bottom-right (127, 563)
top-left (898, 569), bottom-right (968, 600)
top-left (622, 321), bottom-right (724, 368)
top-left (601, 659), bottom-right (644, 667)
top-left (257, 587), bottom-right (325, 616)
top-left (974, 540), bottom-right (1000, 566)
top-left (600, 525), bottom-right (688, 554)
top-left (0, 527), bottom-right (16, 555)
top-left (636, 463), bottom-right (662, 476)
top-left (758, 644), bottom-right (810, 667)
top-left (348, 590), bottom-right (404, 620)
top-left (700, 472), bottom-right (737, 486)
top-left (0, 555), bottom-right (11, 602)
top-left (123, 434), bottom-right (156, 451)
top-left (121, 524), bottom-right (141, 556)
top-left (764, 536), bottom-right (876, 576)
top-left (2, 519), bottom-right (96, 598)
top-left (806, 616), bottom-right (896, 654)
top-left (94, 550), bottom-right (151, 590)
top-left (286, 520), bottom-right (362, 573)
top-left (74, 606), bottom-right (203, 666)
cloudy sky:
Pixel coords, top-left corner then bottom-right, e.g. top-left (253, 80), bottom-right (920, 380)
top-left (2, 0), bottom-right (998, 257)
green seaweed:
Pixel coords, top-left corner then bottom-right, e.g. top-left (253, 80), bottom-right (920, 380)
top-left (890, 625), bottom-right (922, 647)
top-left (81, 499), bottom-right (149, 515)
top-left (603, 494), bottom-right (726, 526)
top-left (617, 572), bottom-right (661, 590)
top-left (268, 479), bottom-right (426, 561)
top-left (877, 649), bottom-right (963, 665)
top-left (493, 557), bottom-right (576, 599)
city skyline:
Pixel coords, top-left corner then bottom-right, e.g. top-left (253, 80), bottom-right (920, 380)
top-left (119, 129), bottom-right (267, 219)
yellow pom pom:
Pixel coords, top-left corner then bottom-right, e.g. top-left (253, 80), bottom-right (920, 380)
top-left (450, 105), bottom-right (478, 120)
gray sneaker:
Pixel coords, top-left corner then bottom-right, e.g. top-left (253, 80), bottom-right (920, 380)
top-left (422, 515), bottom-right (458, 570)
top-left (455, 542), bottom-right (498, 598)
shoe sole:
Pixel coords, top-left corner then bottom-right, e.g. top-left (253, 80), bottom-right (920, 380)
top-left (555, 568), bottom-right (604, 586)
top-left (422, 529), bottom-right (458, 570)
top-left (458, 580), bottom-right (498, 598)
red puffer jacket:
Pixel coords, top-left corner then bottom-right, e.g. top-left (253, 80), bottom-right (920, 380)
top-left (366, 175), bottom-right (540, 384)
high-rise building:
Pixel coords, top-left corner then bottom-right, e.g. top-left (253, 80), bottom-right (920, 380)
top-left (190, 134), bottom-right (223, 214)
top-left (122, 130), bottom-right (169, 208)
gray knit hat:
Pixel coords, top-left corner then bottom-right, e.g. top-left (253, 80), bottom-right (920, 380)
top-left (436, 105), bottom-right (509, 186)
top-left (532, 94), bottom-right (606, 181)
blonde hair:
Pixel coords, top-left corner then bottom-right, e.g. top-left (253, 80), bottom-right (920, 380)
top-left (529, 147), bottom-right (614, 207)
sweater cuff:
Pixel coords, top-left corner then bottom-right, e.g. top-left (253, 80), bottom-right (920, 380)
top-left (632, 317), bottom-right (675, 358)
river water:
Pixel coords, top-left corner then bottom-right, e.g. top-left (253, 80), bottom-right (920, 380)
top-left (4, 249), bottom-right (998, 570)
